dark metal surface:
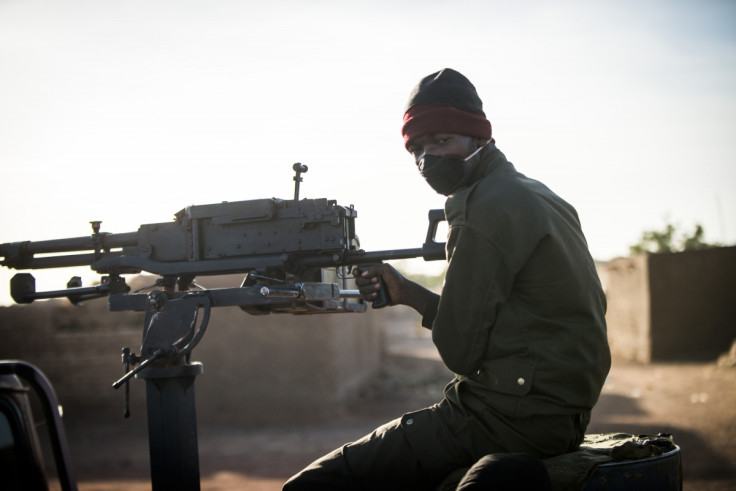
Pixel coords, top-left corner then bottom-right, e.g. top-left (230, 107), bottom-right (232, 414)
top-left (0, 361), bottom-right (78, 491)
top-left (141, 367), bottom-right (202, 491)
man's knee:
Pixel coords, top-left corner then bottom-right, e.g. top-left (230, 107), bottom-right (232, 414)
top-left (282, 446), bottom-right (352, 490)
top-left (456, 453), bottom-right (552, 491)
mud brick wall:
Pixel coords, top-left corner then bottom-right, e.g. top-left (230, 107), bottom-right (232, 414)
top-left (0, 274), bottom-right (384, 427)
top-left (599, 255), bottom-right (651, 363)
top-left (600, 246), bottom-right (736, 362)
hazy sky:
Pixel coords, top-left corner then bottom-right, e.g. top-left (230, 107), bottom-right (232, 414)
top-left (1, 0), bottom-right (735, 304)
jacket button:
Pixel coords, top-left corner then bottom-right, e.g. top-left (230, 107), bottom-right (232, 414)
top-left (406, 418), bottom-right (414, 425)
top-left (517, 377), bottom-right (526, 386)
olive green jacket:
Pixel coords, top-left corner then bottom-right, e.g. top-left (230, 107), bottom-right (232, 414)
top-left (424, 146), bottom-right (610, 418)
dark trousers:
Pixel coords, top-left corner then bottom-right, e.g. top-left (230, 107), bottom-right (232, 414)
top-left (453, 453), bottom-right (552, 490)
top-left (282, 400), bottom-right (587, 490)
top-left (283, 417), bottom-right (434, 491)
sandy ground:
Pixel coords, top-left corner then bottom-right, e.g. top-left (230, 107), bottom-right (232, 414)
top-left (48, 325), bottom-right (736, 490)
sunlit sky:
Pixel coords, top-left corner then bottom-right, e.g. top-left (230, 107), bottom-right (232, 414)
top-left (1, 0), bottom-right (735, 305)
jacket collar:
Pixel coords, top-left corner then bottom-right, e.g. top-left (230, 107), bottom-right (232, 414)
top-left (463, 143), bottom-right (513, 188)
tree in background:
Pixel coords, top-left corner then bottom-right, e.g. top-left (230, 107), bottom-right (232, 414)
top-left (630, 223), bottom-right (720, 255)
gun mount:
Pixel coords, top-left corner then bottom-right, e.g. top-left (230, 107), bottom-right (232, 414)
top-left (0, 163), bottom-right (446, 490)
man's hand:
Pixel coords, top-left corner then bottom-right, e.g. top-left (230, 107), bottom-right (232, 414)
top-left (353, 264), bottom-right (439, 318)
top-left (353, 264), bottom-right (404, 306)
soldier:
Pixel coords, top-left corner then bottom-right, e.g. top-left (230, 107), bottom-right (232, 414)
top-left (283, 68), bottom-right (610, 490)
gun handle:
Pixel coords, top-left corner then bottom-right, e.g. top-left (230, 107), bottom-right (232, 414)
top-left (372, 275), bottom-right (391, 309)
top-left (356, 266), bottom-right (391, 309)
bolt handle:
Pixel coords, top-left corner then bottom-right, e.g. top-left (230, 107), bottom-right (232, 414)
top-left (112, 348), bottom-right (165, 391)
top-left (122, 347), bottom-right (131, 418)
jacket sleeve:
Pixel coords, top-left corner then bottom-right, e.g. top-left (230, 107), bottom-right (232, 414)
top-left (431, 223), bottom-right (515, 375)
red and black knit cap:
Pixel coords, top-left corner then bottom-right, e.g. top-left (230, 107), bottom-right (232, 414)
top-left (401, 68), bottom-right (492, 150)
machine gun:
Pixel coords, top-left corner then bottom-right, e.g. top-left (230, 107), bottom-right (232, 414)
top-left (0, 163), bottom-right (446, 490)
top-left (1, 163), bottom-right (445, 312)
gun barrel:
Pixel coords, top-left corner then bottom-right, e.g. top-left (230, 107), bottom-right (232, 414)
top-left (22, 232), bottom-right (138, 254)
top-left (0, 232), bottom-right (138, 270)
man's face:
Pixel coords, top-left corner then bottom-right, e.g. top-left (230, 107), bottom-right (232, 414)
top-left (406, 133), bottom-right (478, 166)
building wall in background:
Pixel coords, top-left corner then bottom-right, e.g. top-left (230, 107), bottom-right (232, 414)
top-left (600, 246), bottom-right (736, 362)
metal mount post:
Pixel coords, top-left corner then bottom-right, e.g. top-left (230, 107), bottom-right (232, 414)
top-left (113, 290), bottom-right (212, 491)
top-left (141, 363), bottom-right (203, 491)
